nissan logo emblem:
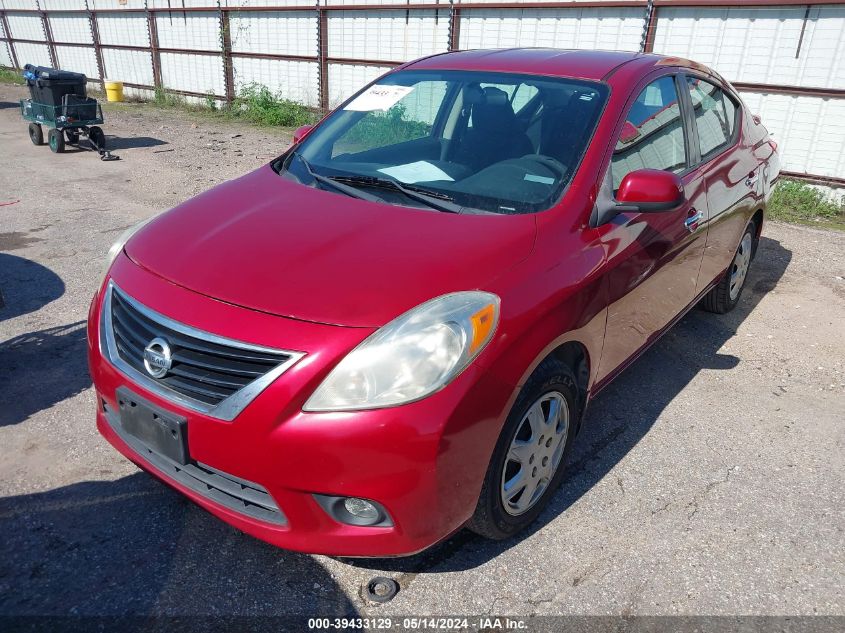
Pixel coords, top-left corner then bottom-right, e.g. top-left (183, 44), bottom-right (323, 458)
top-left (143, 337), bottom-right (173, 378)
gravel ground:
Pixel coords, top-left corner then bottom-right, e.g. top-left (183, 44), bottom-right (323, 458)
top-left (1, 83), bottom-right (843, 622)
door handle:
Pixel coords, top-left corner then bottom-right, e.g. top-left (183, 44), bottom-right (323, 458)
top-left (685, 209), bottom-right (702, 232)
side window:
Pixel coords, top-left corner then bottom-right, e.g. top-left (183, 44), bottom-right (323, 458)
top-left (332, 81), bottom-right (447, 157)
top-left (686, 77), bottom-right (738, 159)
top-left (611, 76), bottom-right (687, 191)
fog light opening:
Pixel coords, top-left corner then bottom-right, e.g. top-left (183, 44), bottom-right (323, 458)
top-left (344, 497), bottom-right (380, 523)
top-left (313, 494), bottom-right (393, 527)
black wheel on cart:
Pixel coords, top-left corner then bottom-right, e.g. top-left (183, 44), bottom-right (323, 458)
top-left (48, 128), bottom-right (65, 153)
top-left (28, 122), bottom-right (44, 146)
top-left (88, 126), bottom-right (106, 150)
top-left (65, 129), bottom-right (80, 145)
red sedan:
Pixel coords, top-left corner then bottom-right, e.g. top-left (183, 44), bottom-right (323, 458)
top-left (88, 49), bottom-right (780, 556)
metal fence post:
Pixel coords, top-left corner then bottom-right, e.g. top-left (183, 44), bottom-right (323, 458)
top-left (146, 1), bottom-right (162, 93)
top-left (640, 0), bottom-right (657, 53)
top-left (219, 2), bottom-right (235, 104)
top-left (86, 0), bottom-right (105, 83)
top-left (36, 1), bottom-right (58, 68)
top-left (317, 1), bottom-right (329, 111)
top-left (448, 0), bottom-right (461, 52)
top-left (0, 9), bottom-right (20, 70)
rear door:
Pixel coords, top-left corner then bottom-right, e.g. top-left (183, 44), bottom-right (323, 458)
top-left (596, 73), bottom-right (710, 384)
top-left (681, 74), bottom-right (762, 295)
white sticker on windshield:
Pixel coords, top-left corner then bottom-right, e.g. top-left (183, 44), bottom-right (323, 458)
top-left (344, 85), bottom-right (415, 112)
top-left (378, 161), bottom-right (455, 183)
top-left (524, 173), bottom-right (555, 185)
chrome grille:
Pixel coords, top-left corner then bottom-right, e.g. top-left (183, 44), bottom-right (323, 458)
top-left (101, 281), bottom-right (304, 421)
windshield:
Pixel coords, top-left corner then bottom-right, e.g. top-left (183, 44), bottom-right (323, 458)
top-left (277, 69), bottom-right (608, 215)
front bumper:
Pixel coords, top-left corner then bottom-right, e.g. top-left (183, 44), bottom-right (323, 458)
top-left (88, 255), bottom-right (514, 557)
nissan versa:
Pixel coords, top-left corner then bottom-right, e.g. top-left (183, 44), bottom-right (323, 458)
top-left (88, 49), bottom-right (780, 556)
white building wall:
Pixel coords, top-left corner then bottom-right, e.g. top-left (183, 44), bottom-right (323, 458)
top-left (13, 42), bottom-right (53, 69)
top-left (327, 10), bottom-right (450, 62)
top-left (654, 6), bottom-right (845, 89)
top-left (55, 45), bottom-right (100, 80)
top-left (155, 11), bottom-right (220, 52)
top-left (6, 13), bottom-right (46, 42)
top-left (48, 14), bottom-right (94, 45)
top-left (460, 7), bottom-right (643, 51)
top-left (740, 91), bottom-right (845, 179)
top-left (230, 11), bottom-right (317, 57)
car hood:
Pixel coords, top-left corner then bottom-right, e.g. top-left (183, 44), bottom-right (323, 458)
top-left (125, 165), bottom-right (537, 328)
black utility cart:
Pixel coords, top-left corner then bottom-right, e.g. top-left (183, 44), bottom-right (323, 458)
top-left (20, 65), bottom-right (115, 160)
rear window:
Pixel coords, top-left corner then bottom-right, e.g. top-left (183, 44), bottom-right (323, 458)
top-left (687, 76), bottom-right (739, 159)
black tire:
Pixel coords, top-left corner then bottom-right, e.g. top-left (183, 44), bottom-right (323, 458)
top-left (467, 358), bottom-right (581, 540)
top-left (701, 222), bottom-right (756, 314)
top-left (48, 128), bottom-right (65, 153)
top-left (65, 129), bottom-right (80, 145)
top-left (28, 122), bottom-right (43, 146)
top-left (88, 126), bottom-right (105, 150)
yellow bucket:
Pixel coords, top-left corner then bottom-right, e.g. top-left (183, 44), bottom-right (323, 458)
top-left (104, 80), bottom-right (124, 102)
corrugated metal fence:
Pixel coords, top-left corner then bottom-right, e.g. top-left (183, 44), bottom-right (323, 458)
top-left (1, 0), bottom-right (843, 184)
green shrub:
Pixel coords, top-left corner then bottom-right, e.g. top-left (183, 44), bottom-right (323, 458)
top-left (0, 67), bottom-right (25, 85)
top-left (153, 87), bottom-right (186, 108)
top-left (231, 83), bottom-right (316, 127)
top-left (769, 179), bottom-right (845, 228)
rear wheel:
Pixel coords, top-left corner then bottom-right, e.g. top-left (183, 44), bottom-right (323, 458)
top-left (467, 358), bottom-right (580, 540)
top-left (28, 122), bottom-right (43, 146)
top-left (48, 128), bottom-right (65, 153)
top-left (701, 222), bottom-right (755, 314)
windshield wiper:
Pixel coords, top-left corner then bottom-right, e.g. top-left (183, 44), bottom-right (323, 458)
top-left (328, 175), bottom-right (465, 214)
top-left (292, 152), bottom-right (385, 204)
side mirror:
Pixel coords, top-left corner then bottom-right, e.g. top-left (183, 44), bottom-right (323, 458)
top-left (292, 124), bottom-right (313, 144)
top-left (616, 169), bottom-right (685, 213)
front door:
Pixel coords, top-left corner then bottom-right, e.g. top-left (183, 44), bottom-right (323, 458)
top-left (596, 74), bottom-right (709, 384)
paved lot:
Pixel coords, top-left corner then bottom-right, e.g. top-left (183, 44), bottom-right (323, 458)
top-left (1, 82), bottom-right (844, 619)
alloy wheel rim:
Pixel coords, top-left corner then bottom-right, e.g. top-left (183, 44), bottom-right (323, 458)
top-left (729, 233), bottom-right (753, 301)
top-left (500, 391), bottom-right (569, 516)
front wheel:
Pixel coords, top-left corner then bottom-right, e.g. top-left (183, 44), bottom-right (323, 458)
top-left (467, 358), bottom-right (580, 540)
top-left (48, 128), bottom-right (65, 153)
top-left (701, 222), bottom-right (755, 314)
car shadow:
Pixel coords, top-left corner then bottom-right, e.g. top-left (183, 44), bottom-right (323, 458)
top-left (0, 474), bottom-right (359, 617)
top-left (49, 136), bottom-right (167, 155)
top-left (0, 321), bottom-right (91, 427)
top-left (0, 100), bottom-right (20, 110)
top-left (104, 136), bottom-right (168, 151)
top-left (0, 253), bottom-right (64, 322)
top-left (341, 235), bottom-right (793, 579)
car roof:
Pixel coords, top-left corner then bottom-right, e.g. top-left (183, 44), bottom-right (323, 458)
top-left (403, 48), bottom-right (699, 82)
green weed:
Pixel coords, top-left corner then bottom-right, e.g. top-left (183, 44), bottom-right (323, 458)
top-left (230, 83), bottom-right (316, 127)
top-left (0, 67), bottom-right (25, 85)
top-left (768, 179), bottom-right (845, 230)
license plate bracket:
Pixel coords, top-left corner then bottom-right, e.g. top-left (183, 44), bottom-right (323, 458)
top-left (116, 386), bottom-right (189, 465)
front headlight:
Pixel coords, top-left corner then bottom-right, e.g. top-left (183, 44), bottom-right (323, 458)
top-left (104, 215), bottom-right (157, 272)
top-left (304, 291), bottom-right (500, 412)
